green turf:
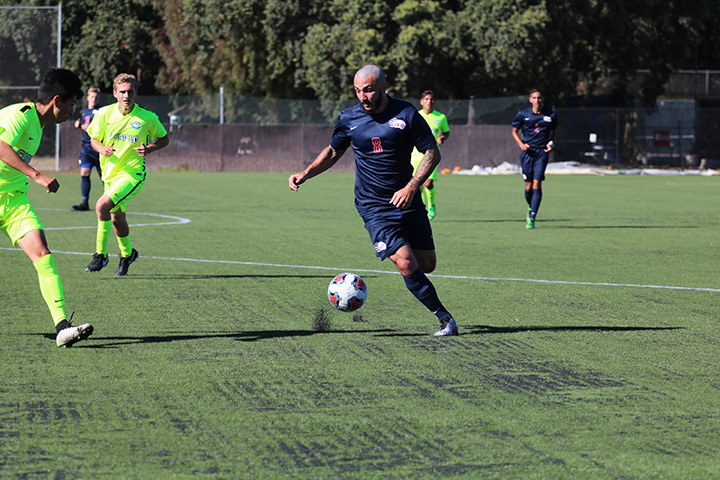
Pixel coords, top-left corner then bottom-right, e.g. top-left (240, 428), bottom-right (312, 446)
top-left (2, 171), bottom-right (719, 479)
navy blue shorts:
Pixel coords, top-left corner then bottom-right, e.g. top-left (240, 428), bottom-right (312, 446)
top-left (362, 207), bottom-right (435, 260)
top-left (520, 148), bottom-right (549, 183)
top-left (78, 147), bottom-right (101, 171)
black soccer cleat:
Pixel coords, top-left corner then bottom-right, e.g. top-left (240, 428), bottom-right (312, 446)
top-left (114, 248), bottom-right (139, 276)
top-left (85, 253), bottom-right (108, 272)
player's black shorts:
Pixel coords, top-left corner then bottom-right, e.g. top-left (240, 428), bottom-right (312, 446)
top-left (361, 206), bottom-right (435, 261)
top-left (521, 148), bottom-right (549, 182)
top-left (78, 147), bottom-right (101, 170)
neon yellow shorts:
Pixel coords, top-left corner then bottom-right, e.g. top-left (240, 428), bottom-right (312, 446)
top-left (104, 170), bottom-right (146, 213)
top-left (411, 156), bottom-right (438, 181)
top-left (0, 191), bottom-right (43, 247)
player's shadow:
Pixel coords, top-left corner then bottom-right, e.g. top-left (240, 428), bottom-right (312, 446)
top-left (37, 324), bottom-right (682, 346)
top-left (443, 220), bottom-right (699, 229)
top-left (442, 218), bottom-right (570, 224)
top-left (465, 324), bottom-right (683, 334)
top-left (374, 324), bottom-right (683, 337)
top-left (557, 225), bottom-right (698, 229)
top-left (38, 327), bottom-right (395, 348)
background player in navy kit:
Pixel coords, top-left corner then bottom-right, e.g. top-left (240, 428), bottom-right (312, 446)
top-left (289, 64), bottom-right (458, 336)
top-left (511, 88), bottom-right (558, 229)
top-left (72, 87), bottom-right (101, 211)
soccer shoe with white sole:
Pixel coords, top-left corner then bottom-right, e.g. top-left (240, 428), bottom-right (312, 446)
top-left (85, 253), bottom-right (108, 272)
top-left (56, 323), bottom-right (94, 348)
top-left (434, 317), bottom-right (459, 336)
top-left (114, 248), bottom-right (139, 276)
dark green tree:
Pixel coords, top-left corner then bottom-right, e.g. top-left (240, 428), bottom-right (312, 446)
top-left (61, 0), bottom-right (164, 94)
top-left (6, 0), bottom-right (717, 105)
top-left (153, 0), bottom-right (268, 95)
top-left (0, 2), bottom-right (60, 97)
top-left (0, 0), bottom-right (164, 95)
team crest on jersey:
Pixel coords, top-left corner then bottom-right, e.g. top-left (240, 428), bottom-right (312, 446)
top-left (388, 118), bottom-right (406, 129)
top-left (374, 241), bottom-right (387, 253)
top-left (131, 121), bottom-right (141, 129)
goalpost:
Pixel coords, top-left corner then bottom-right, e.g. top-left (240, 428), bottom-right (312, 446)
top-left (0, 5), bottom-right (62, 170)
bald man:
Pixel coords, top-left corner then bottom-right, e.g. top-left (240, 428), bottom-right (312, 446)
top-left (289, 65), bottom-right (458, 336)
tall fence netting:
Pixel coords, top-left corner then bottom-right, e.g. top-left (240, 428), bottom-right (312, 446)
top-left (57, 93), bottom-right (719, 172)
top-left (0, 6), bottom-right (59, 159)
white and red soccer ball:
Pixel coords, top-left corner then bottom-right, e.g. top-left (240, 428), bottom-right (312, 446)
top-left (327, 273), bottom-right (367, 312)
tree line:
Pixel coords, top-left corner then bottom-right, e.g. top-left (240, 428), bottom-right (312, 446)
top-left (2, 0), bottom-right (718, 107)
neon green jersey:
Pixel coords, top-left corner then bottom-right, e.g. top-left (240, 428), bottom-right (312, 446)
top-left (87, 103), bottom-right (167, 182)
top-left (0, 102), bottom-right (43, 194)
top-left (418, 109), bottom-right (449, 140)
top-left (412, 109), bottom-right (449, 164)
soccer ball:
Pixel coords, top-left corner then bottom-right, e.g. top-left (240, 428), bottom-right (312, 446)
top-left (327, 273), bottom-right (368, 312)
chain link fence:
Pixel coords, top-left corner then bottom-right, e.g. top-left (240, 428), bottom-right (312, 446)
top-left (57, 94), bottom-right (720, 172)
top-left (0, 6), bottom-right (60, 165)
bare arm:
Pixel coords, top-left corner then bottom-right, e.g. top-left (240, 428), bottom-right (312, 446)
top-left (135, 135), bottom-right (170, 157)
top-left (390, 145), bottom-right (441, 209)
top-left (544, 130), bottom-right (556, 153)
top-left (512, 127), bottom-right (529, 151)
top-left (0, 140), bottom-right (59, 193)
top-left (91, 138), bottom-right (114, 157)
top-left (288, 145), bottom-right (346, 191)
top-left (437, 130), bottom-right (449, 145)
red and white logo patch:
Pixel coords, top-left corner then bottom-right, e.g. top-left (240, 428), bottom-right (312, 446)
top-left (388, 118), bottom-right (406, 129)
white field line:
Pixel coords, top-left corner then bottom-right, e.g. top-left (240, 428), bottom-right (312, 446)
top-left (2, 246), bottom-right (719, 293)
top-left (4, 209), bottom-right (718, 293)
top-left (36, 209), bottom-right (191, 230)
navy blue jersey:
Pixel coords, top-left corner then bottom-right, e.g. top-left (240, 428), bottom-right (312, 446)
top-left (79, 106), bottom-right (98, 149)
top-left (512, 107), bottom-right (558, 148)
top-left (330, 97), bottom-right (437, 215)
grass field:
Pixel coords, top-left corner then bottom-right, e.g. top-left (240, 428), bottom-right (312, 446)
top-left (1, 170), bottom-right (719, 479)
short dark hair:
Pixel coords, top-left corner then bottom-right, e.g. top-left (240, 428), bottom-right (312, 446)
top-left (36, 68), bottom-right (83, 105)
top-left (420, 90), bottom-right (435, 99)
top-left (529, 88), bottom-right (543, 96)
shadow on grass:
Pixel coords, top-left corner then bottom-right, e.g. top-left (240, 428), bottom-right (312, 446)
top-left (439, 218), bottom-right (571, 224)
top-left (37, 328), bottom-right (396, 348)
top-left (465, 324), bottom-right (684, 334)
top-left (374, 324), bottom-right (683, 337)
top-left (35, 324), bottom-right (682, 346)
top-left (556, 225), bottom-right (699, 229)
top-left (441, 219), bottom-right (699, 229)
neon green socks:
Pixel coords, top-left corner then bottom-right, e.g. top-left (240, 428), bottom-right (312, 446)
top-left (117, 235), bottom-right (133, 258)
top-left (425, 185), bottom-right (436, 209)
top-left (97, 220), bottom-right (133, 256)
top-left (33, 253), bottom-right (66, 326)
top-left (96, 220), bottom-right (111, 255)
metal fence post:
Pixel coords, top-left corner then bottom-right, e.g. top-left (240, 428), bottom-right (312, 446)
top-left (679, 112), bottom-right (683, 168)
top-left (616, 108), bottom-right (620, 162)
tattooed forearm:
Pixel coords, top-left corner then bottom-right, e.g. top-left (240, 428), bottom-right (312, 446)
top-left (409, 147), bottom-right (441, 191)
